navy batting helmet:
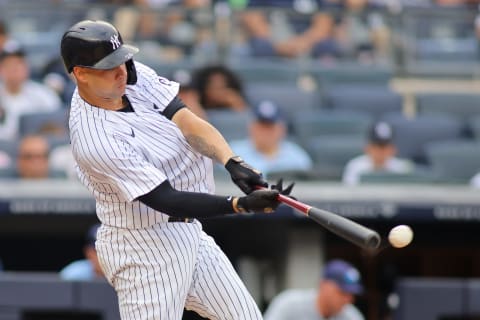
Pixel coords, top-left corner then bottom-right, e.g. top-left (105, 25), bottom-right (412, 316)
top-left (61, 20), bottom-right (138, 84)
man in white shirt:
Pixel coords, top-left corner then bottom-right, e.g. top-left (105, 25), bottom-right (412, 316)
top-left (264, 259), bottom-right (365, 320)
top-left (342, 121), bottom-right (413, 186)
top-left (0, 44), bottom-right (62, 140)
top-left (230, 100), bottom-right (313, 178)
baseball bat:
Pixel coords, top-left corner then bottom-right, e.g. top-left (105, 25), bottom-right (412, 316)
top-left (274, 192), bottom-right (381, 250)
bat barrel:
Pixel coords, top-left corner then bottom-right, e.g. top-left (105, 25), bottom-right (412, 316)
top-left (307, 207), bottom-right (381, 250)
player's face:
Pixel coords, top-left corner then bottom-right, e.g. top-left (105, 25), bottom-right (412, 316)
top-left (76, 64), bottom-right (128, 100)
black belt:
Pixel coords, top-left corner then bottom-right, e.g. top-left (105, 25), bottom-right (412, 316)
top-left (168, 217), bottom-right (195, 223)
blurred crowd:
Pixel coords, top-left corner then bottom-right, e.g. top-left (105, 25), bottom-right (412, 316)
top-left (1, 3), bottom-right (480, 320)
top-left (1, 0), bottom-right (480, 186)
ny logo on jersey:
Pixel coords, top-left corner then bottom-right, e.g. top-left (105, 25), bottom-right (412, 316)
top-left (110, 34), bottom-right (121, 50)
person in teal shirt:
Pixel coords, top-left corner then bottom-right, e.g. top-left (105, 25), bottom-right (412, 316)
top-left (229, 100), bottom-right (313, 178)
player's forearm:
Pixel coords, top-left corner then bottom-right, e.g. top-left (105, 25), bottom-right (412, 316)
top-left (173, 108), bottom-right (234, 164)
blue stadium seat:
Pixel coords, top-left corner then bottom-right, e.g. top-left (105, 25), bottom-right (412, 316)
top-left (227, 57), bottom-right (301, 84)
top-left (19, 109), bottom-right (69, 137)
top-left (425, 140), bottom-right (480, 183)
top-left (245, 83), bottom-right (320, 120)
top-left (291, 110), bottom-right (372, 147)
top-left (311, 62), bottom-right (393, 87)
top-left (325, 85), bottom-right (402, 118)
top-left (306, 135), bottom-right (365, 180)
top-left (382, 113), bottom-right (464, 163)
top-left (416, 93), bottom-right (480, 126)
top-left (207, 110), bottom-right (250, 142)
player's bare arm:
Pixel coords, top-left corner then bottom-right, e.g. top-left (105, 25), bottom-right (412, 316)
top-left (172, 106), bottom-right (269, 194)
top-left (172, 107), bottom-right (234, 164)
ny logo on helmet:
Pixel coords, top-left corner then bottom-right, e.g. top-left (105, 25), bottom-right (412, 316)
top-left (110, 34), bottom-right (121, 50)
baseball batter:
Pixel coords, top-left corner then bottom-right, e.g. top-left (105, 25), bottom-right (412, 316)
top-left (61, 20), bottom-right (289, 320)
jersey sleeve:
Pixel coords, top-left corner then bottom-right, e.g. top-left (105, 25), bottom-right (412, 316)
top-left (74, 124), bottom-right (167, 203)
top-left (134, 61), bottom-right (180, 112)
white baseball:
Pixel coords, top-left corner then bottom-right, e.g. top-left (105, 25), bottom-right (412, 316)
top-left (388, 225), bottom-right (413, 248)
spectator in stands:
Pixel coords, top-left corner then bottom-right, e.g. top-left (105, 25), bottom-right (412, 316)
top-left (192, 64), bottom-right (249, 112)
top-left (0, 44), bottom-right (62, 141)
top-left (240, 8), bottom-right (339, 59)
top-left (264, 259), bottom-right (365, 320)
top-left (170, 68), bottom-right (207, 120)
top-left (342, 121), bottom-right (414, 186)
top-left (60, 223), bottom-right (104, 281)
top-left (16, 135), bottom-right (51, 179)
top-left (335, 0), bottom-right (391, 63)
top-left (229, 100), bottom-right (312, 177)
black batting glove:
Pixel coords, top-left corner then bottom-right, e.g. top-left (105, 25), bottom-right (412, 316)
top-left (236, 189), bottom-right (280, 213)
top-left (270, 178), bottom-right (296, 200)
top-left (225, 156), bottom-right (268, 194)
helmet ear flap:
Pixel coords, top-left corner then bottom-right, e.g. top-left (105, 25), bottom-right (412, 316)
top-left (126, 59), bottom-right (137, 85)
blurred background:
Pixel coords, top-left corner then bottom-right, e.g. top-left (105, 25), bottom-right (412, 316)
top-left (1, 0), bottom-right (480, 319)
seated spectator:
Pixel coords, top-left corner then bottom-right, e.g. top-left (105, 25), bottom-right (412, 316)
top-left (170, 68), bottom-right (207, 120)
top-left (264, 259), bottom-right (365, 320)
top-left (0, 44), bottom-right (62, 140)
top-left (60, 223), bottom-right (104, 281)
top-left (192, 64), bottom-right (249, 112)
top-left (16, 135), bottom-right (59, 179)
top-left (229, 100), bottom-right (312, 177)
top-left (342, 121), bottom-right (414, 186)
top-left (335, 0), bottom-right (391, 63)
top-left (240, 8), bottom-right (339, 59)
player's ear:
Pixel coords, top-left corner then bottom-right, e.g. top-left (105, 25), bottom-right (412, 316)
top-left (72, 66), bottom-right (86, 83)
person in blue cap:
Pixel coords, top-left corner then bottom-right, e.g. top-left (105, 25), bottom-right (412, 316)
top-left (229, 100), bottom-right (313, 178)
top-left (60, 223), bottom-right (104, 281)
top-left (264, 259), bottom-right (365, 320)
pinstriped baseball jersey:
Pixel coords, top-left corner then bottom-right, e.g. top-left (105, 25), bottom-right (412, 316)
top-left (69, 60), bottom-right (263, 320)
top-left (69, 61), bottom-right (215, 229)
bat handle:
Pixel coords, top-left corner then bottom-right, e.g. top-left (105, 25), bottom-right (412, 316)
top-left (255, 185), bottom-right (311, 213)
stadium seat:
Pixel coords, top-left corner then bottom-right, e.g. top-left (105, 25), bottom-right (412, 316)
top-left (206, 110), bottom-right (250, 142)
top-left (227, 57), bottom-right (301, 84)
top-left (325, 84), bottom-right (403, 118)
top-left (306, 135), bottom-right (365, 180)
top-left (468, 115), bottom-right (480, 140)
top-left (359, 169), bottom-right (437, 184)
top-left (310, 62), bottom-right (393, 87)
top-left (245, 83), bottom-right (320, 120)
top-left (382, 113), bottom-right (464, 163)
top-left (425, 140), bottom-right (480, 183)
top-left (291, 110), bottom-right (372, 147)
top-left (416, 93), bottom-right (480, 127)
top-left (19, 109), bottom-right (69, 137)
top-left (0, 140), bottom-right (18, 159)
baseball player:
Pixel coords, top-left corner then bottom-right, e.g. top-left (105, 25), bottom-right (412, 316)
top-left (61, 20), bottom-right (290, 320)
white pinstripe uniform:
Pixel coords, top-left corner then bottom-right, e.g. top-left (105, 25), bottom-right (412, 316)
top-left (69, 61), bottom-right (263, 320)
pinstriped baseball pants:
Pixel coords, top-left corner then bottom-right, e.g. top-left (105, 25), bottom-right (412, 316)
top-left (96, 220), bottom-right (263, 320)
